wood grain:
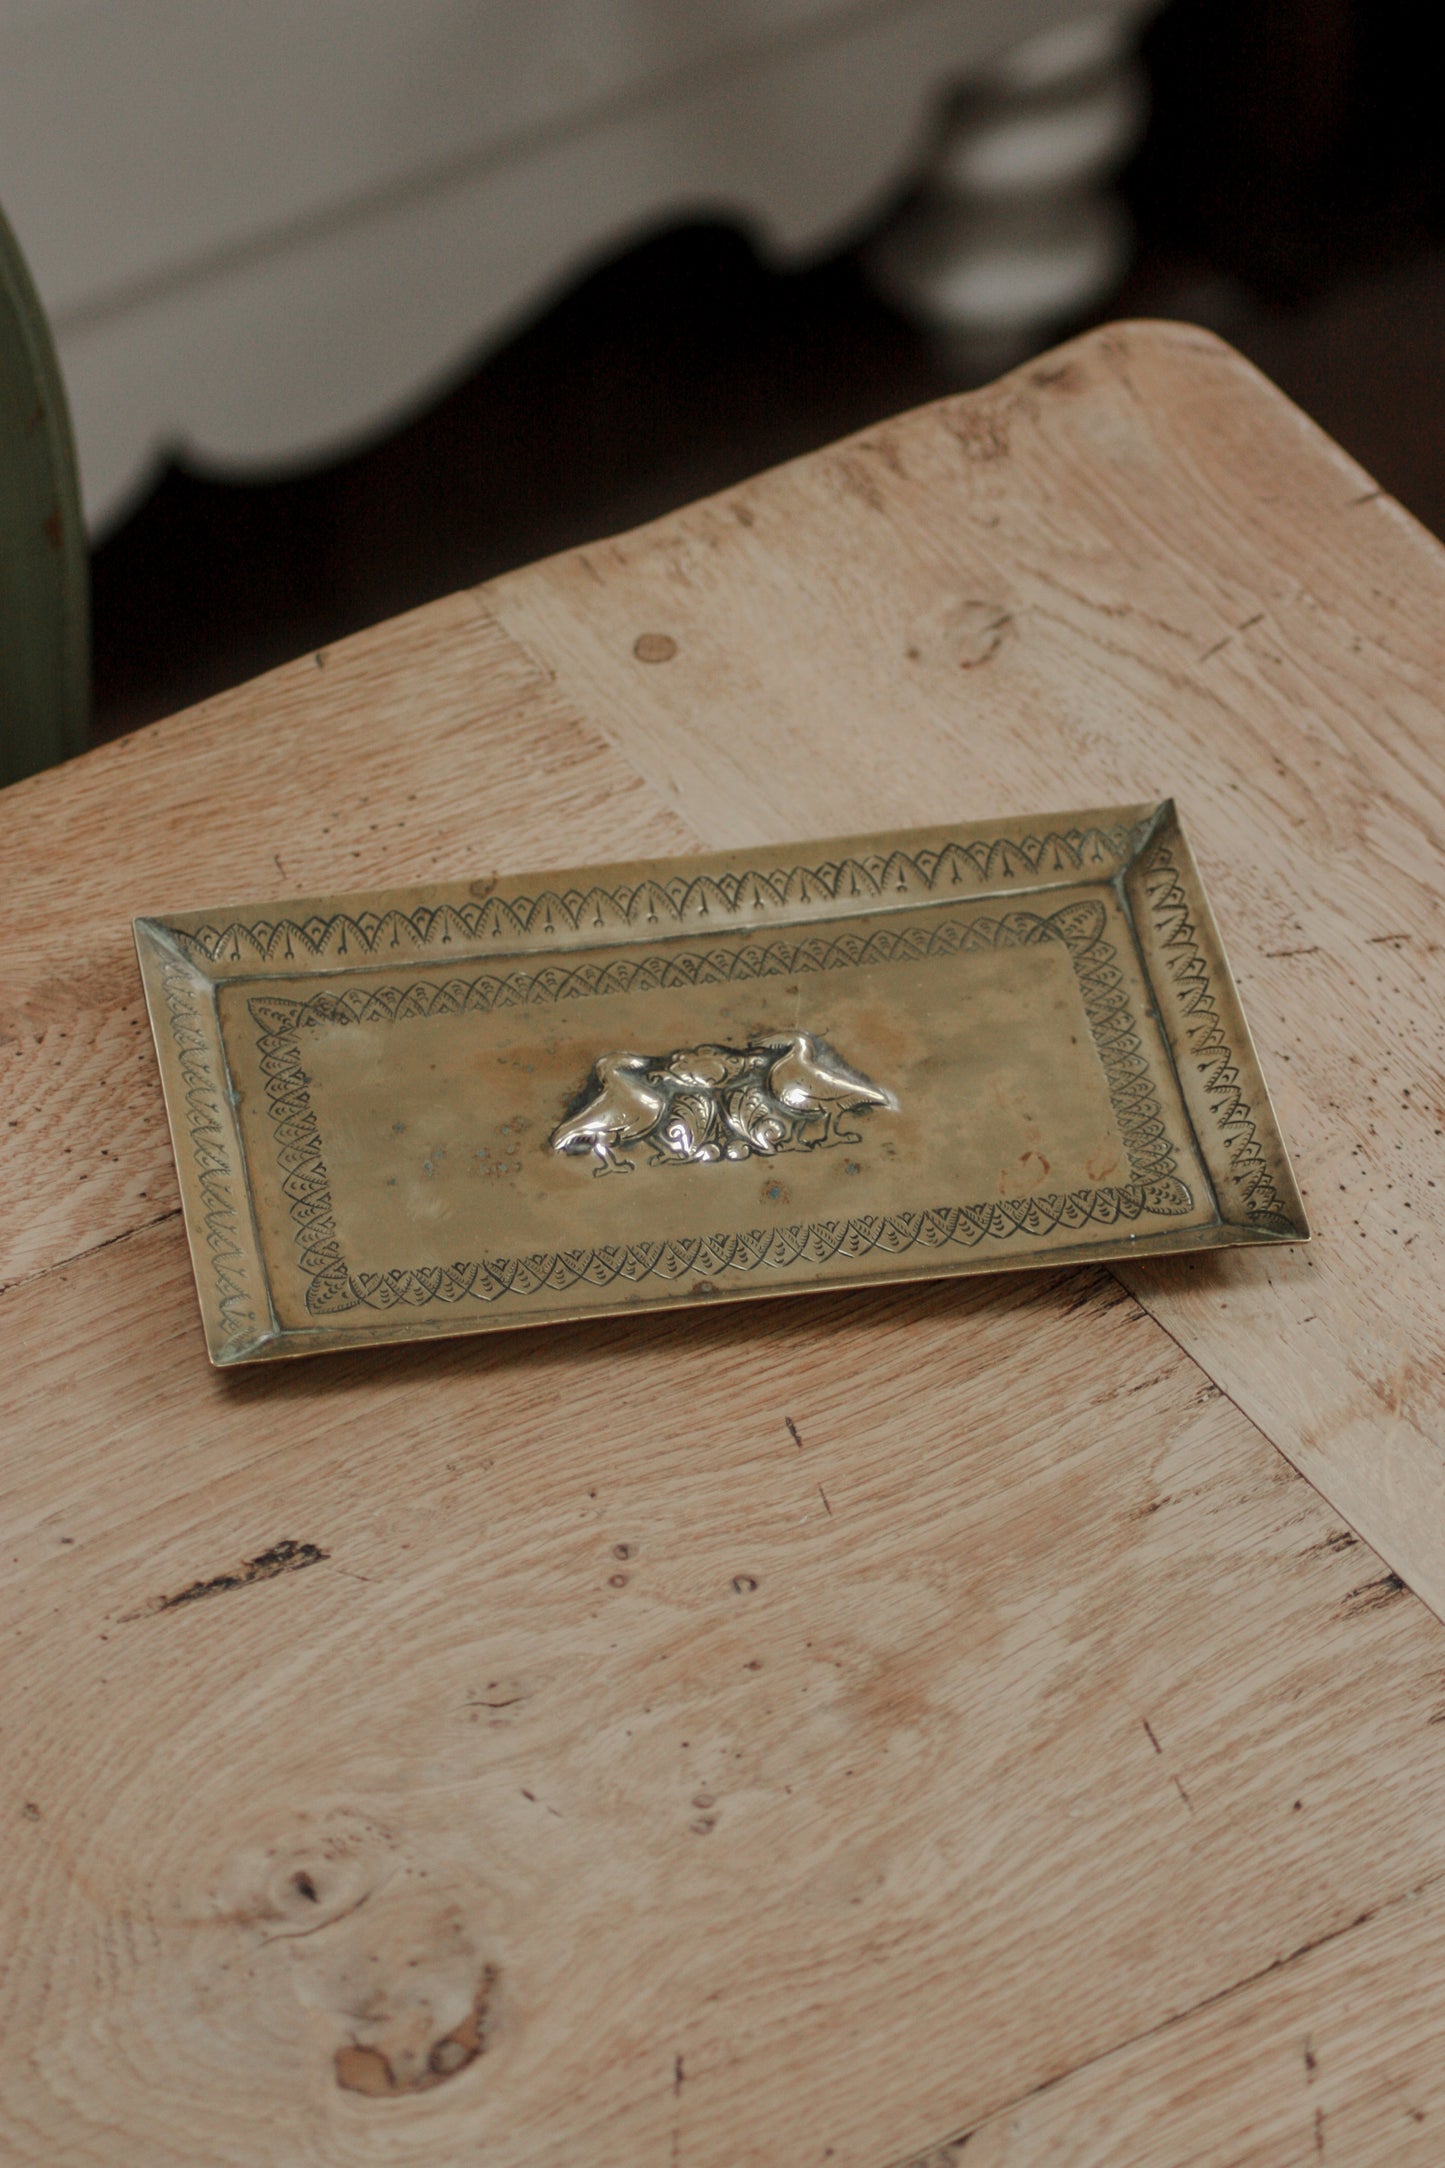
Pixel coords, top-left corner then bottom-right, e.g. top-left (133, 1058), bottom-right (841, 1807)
top-left (0, 591), bottom-right (691, 1290)
top-left (3, 1235), bottom-right (1443, 2166)
top-left (483, 322), bottom-right (1445, 1619)
top-left (4, 322), bottom-right (1445, 2162)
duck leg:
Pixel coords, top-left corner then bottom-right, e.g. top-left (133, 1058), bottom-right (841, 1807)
top-left (592, 1140), bottom-right (635, 1175)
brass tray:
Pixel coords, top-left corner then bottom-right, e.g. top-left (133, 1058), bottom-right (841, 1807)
top-left (135, 801), bottom-right (1307, 1365)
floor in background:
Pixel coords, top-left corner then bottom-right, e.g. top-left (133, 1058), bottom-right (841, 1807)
top-left (90, 222), bottom-right (1445, 737)
top-left (89, 229), bottom-right (951, 737)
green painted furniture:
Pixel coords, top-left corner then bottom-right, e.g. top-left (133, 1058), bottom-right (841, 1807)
top-left (0, 203), bottom-right (88, 786)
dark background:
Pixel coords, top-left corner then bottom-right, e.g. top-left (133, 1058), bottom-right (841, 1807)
top-left (91, 0), bottom-right (1445, 737)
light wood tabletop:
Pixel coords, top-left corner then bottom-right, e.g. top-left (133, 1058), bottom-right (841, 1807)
top-left (3, 321), bottom-right (1443, 2166)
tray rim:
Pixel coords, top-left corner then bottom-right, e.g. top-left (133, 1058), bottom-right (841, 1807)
top-left (134, 799), bottom-right (1308, 1364)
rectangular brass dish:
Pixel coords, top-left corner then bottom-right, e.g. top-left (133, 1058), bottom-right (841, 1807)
top-left (135, 801), bottom-right (1307, 1365)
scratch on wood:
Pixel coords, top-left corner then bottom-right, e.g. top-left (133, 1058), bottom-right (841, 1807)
top-left (1339, 1572), bottom-right (1407, 1618)
top-left (1309, 1529), bottom-right (1357, 1556)
top-left (785, 1416), bottom-right (803, 1448)
top-left (260, 1886), bottom-right (371, 1947)
top-left (1141, 1718), bottom-right (1163, 1754)
top-left (818, 1483), bottom-right (833, 1516)
top-left (132, 1538), bottom-right (329, 1618)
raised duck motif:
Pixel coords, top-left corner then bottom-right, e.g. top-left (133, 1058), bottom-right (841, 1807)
top-left (549, 1051), bottom-right (676, 1174)
top-left (549, 1033), bottom-right (893, 1172)
top-left (762, 1031), bottom-right (897, 1145)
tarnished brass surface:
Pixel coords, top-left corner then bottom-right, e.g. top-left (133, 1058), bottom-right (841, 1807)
top-left (134, 800), bottom-right (1307, 1364)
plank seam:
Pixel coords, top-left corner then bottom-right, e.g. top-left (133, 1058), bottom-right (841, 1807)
top-left (892, 1864), bottom-right (1445, 2167)
top-left (1105, 1261), bottom-right (1396, 1592)
top-left (0, 1207), bottom-right (182, 1301)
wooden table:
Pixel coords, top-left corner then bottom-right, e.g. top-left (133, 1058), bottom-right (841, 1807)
top-left (3, 322), bottom-right (1444, 2166)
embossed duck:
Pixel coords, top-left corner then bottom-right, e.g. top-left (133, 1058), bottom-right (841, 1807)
top-left (763, 1032), bottom-right (895, 1145)
top-left (550, 1052), bottom-right (675, 1173)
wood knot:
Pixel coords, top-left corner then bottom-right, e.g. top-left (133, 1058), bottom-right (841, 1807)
top-left (335, 1963), bottom-right (498, 2097)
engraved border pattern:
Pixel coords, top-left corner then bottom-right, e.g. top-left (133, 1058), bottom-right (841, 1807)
top-left (1138, 836), bottom-right (1294, 1233)
top-left (247, 897), bottom-right (1193, 1317)
top-left (179, 823), bottom-right (1146, 966)
top-left (158, 958), bottom-right (260, 1347)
